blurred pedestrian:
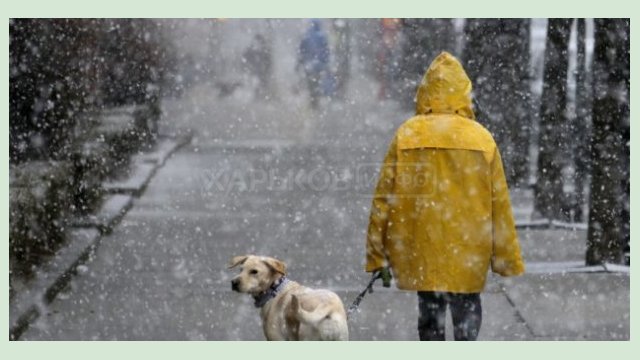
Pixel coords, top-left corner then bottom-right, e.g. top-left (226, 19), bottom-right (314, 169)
top-left (376, 18), bottom-right (402, 100)
top-left (297, 19), bottom-right (331, 109)
top-left (243, 34), bottom-right (273, 100)
top-left (331, 19), bottom-right (351, 100)
top-left (365, 52), bottom-right (525, 341)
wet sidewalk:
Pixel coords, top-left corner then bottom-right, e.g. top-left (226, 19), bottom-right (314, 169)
top-left (14, 74), bottom-right (629, 340)
top-left (17, 141), bottom-right (629, 340)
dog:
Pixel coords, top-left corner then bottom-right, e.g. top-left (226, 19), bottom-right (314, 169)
top-left (229, 255), bottom-right (349, 341)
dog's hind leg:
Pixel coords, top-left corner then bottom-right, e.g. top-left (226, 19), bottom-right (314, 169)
top-left (315, 310), bottom-right (349, 341)
top-left (286, 295), bottom-right (301, 340)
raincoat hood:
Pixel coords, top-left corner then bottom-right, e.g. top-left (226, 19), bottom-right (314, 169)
top-left (415, 52), bottom-right (475, 119)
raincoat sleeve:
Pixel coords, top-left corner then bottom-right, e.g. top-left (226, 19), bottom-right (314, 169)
top-left (490, 147), bottom-right (525, 276)
top-left (365, 135), bottom-right (397, 272)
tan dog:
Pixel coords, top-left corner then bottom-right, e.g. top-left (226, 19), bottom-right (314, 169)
top-left (229, 255), bottom-right (349, 341)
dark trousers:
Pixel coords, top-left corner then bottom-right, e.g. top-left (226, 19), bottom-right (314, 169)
top-left (417, 291), bottom-right (482, 341)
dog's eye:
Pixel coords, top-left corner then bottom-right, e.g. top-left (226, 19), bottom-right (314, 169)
top-left (249, 269), bottom-right (258, 275)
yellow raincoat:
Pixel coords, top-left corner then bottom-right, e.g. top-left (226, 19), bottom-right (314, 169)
top-left (365, 52), bottom-right (524, 293)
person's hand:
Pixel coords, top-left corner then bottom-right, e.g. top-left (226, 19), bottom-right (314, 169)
top-left (374, 267), bottom-right (392, 288)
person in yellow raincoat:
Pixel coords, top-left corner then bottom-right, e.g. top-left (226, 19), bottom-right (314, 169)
top-left (365, 51), bottom-right (525, 341)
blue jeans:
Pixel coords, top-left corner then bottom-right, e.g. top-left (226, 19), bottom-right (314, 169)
top-left (417, 292), bottom-right (482, 341)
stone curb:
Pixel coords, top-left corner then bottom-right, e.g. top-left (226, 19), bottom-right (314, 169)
top-left (9, 229), bottom-right (100, 340)
top-left (515, 219), bottom-right (588, 230)
top-left (70, 194), bottom-right (134, 234)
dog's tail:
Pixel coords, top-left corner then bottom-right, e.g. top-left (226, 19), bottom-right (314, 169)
top-left (291, 295), bottom-right (349, 341)
top-left (292, 295), bottom-right (333, 325)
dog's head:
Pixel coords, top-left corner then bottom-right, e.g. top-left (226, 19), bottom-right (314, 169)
top-left (228, 255), bottom-right (287, 295)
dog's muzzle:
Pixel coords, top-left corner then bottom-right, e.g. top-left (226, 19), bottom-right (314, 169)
top-left (231, 279), bottom-right (240, 292)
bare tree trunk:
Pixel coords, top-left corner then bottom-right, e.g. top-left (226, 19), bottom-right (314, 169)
top-left (462, 19), bottom-right (531, 186)
top-left (502, 20), bottom-right (532, 186)
top-left (571, 18), bottom-right (592, 222)
top-left (534, 19), bottom-right (572, 220)
top-left (586, 19), bottom-right (629, 265)
top-left (621, 20), bottom-right (630, 265)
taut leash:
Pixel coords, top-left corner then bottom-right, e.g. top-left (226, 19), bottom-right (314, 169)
top-left (346, 271), bottom-right (383, 319)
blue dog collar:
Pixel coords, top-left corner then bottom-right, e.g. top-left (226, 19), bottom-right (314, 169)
top-left (253, 277), bottom-right (290, 308)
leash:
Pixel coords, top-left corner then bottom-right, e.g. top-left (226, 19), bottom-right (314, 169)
top-left (346, 271), bottom-right (383, 319)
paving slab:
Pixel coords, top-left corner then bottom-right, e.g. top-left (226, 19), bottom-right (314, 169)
top-left (500, 273), bottom-right (630, 340)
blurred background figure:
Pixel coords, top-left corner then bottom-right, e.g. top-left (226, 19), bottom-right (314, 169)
top-left (376, 18), bottom-right (402, 100)
top-left (243, 34), bottom-right (273, 101)
top-left (331, 19), bottom-right (351, 101)
top-left (297, 19), bottom-right (331, 109)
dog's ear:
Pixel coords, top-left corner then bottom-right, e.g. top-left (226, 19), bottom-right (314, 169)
top-left (228, 255), bottom-right (249, 269)
top-left (263, 257), bottom-right (287, 275)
